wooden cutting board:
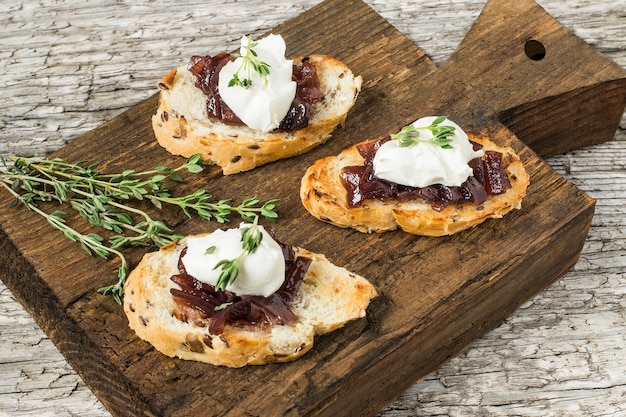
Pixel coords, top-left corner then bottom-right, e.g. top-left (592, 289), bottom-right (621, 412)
top-left (1, 0), bottom-right (625, 416)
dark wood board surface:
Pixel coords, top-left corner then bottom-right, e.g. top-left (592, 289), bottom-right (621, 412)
top-left (1, 0), bottom-right (625, 416)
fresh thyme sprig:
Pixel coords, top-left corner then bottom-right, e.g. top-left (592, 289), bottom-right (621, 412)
top-left (0, 153), bottom-right (279, 304)
top-left (228, 36), bottom-right (271, 89)
top-left (212, 216), bottom-right (264, 292)
top-left (2, 182), bottom-right (130, 304)
top-left (392, 116), bottom-right (456, 149)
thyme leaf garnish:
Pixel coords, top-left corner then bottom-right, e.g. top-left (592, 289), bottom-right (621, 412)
top-left (392, 116), bottom-right (456, 149)
top-left (0, 153), bottom-right (279, 304)
top-left (228, 36), bottom-right (271, 89)
top-left (212, 216), bottom-right (264, 292)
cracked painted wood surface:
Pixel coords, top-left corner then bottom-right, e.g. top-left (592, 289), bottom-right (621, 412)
top-left (1, 0), bottom-right (625, 415)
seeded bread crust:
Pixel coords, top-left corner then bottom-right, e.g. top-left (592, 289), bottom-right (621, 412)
top-left (300, 133), bottom-right (530, 236)
top-left (123, 234), bottom-right (377, 368)
top-left (152, 55), bottom-right (362, 175)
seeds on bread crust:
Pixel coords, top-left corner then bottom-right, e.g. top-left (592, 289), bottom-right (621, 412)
top-left (152, 55), bottom-right (362, 175)
top-left (123, 235), bottom-right (377, 367)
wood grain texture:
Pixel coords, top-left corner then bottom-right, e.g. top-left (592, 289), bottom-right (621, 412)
top-left (1, 0), bottom-right (625, 416)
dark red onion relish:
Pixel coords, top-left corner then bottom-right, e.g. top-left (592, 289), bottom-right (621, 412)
top-left (339, 136), bottom-right (511, 212)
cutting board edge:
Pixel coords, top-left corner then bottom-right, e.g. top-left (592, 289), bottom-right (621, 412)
top-left (311, 194), bottom-right (596, 417)
top-left (0, 225), bottom-right (159, 417)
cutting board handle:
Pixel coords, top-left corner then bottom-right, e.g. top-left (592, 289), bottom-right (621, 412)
top-left (436, 0), bottom-right (626, 156)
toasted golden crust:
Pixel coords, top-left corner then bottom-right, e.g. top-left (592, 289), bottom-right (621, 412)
top-left (123, 235), bottom-right (377, 368)
top-left (300, 133), bottom-right (530, 236)
top-left (152, 55), bottom-right (362, 175)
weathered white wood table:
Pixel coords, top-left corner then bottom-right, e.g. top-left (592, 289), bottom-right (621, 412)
top-left (1, 0), bottom-right (624, 415)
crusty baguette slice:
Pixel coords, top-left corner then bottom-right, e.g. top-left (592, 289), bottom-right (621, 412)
top-left (300, 133), bottom-right (530, 236)
top-left (123, 235), bottom-right (377, 367)
top-left (152, 55), bottom-right (362, 175)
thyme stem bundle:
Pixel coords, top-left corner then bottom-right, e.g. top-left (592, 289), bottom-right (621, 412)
top-left (0, 154), bottom-right (278, 304)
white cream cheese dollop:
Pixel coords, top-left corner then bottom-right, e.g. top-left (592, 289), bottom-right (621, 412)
top-left (373, 116), bottom-right (484, 188)
top-left (218, 34), bottom-right (296, 133)
top-left (181, 223), bottom-right (285, 297)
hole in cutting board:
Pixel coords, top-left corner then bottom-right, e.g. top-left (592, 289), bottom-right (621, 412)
top-left (524, 39), bottom-right (546, 60)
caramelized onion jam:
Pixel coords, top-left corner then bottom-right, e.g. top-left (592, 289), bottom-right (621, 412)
top-left (187, 54), bottom-right (324, 132)
top-left (170, 240), bottom-right (312, 335)
top-left (340, 136), bottom-right (512, 212)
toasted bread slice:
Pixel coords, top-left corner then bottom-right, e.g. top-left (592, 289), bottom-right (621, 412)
top-left (300, 133), bottom-right (530, 236)
top-left (123, 235), bottom-right (377, 367)
top-left (152, 55), bottom-right (362, 175)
